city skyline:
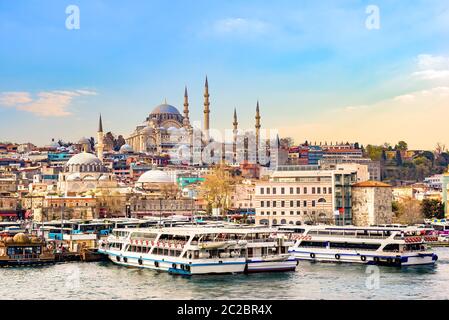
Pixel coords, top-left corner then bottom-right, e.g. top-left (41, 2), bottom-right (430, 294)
top-left (1, 0), bottom-right (449, 149)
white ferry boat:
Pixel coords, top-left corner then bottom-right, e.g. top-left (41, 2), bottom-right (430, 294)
top-left (98, 227), bottom-right (298, 275)
top-left (284, 225), bottom-right (438, 267)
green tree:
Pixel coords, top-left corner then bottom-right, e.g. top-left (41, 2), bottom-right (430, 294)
top-left (395, 141), bottom-right (408, 151)
top-left (366, 145), bottom-right (383, 161)
top-left (421, 199), bottom-right (445, 219)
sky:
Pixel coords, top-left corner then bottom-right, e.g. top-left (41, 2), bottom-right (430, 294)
top-left (1, 0), bottom-right (449, 149)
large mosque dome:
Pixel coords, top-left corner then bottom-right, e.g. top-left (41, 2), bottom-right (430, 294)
top-left (137, 170), bottom-right (173, 184)
top-left (151, 104), bottom-right (181, 115)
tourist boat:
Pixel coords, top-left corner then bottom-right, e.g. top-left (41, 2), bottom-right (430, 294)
top-left (285, 225), bottom-right (438, 267)
top-left (0, 233), bottom-right (56, 267)
top-left (98, 227), bottom-right (298, 275)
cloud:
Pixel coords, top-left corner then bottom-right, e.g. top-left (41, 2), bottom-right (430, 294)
top-left (0, 92), bottom-right (33, 106)
top-left (213, 18), bottom-right (271, 36)
top-left (0, 90), bottom-right (97, 117)
top-left (412, 54), bottom-right (449, 81)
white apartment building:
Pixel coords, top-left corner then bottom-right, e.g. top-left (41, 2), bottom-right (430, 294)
top-left (254, 166), bottom-right (359, 226)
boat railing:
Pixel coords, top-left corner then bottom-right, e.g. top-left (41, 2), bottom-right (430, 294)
top-left (308, 232), bottom-right (391, 240)
top-left (8, 254), bottom-right (41, 260)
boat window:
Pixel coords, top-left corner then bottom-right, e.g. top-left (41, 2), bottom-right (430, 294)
top-left (329, 242), bottom-right (381, 251)
top-left (299, 241), bottom-right (327, 248)
top-left (383, 244), bottom-right (400, 252)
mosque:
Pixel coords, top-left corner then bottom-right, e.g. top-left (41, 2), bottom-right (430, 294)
top-left (123, 77), bottom-right (268, 165)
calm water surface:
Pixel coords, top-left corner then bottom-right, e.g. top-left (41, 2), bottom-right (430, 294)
top-left (2, 248), bottom-right (449, 300)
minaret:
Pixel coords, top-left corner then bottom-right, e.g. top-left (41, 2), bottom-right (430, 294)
top-left (255, 101), bottom-right (261, 163)
top-left (183, 86), bottom-right (190, 127)
top-left (97, 114), bottom-right (104, 162)
top-left (233, 108), bottom-right (238, 163)
top-left (203, 76), bottom-right (210, 142)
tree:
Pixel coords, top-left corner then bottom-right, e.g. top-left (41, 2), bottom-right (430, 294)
top-left (279, 137), bottom-right (294, 149)
top-left (395, 149), bottom-right (403, 166)
top-left (420, 151), bottom-right (435, 164)
top-left (435, 142), bottom-right (447, 155)
top-left (395, 141), bottom-right (408, 151)
top-left (394, 197), bottom-right (424, 225)
top-left (199, 165), bottom-right (236, 214)
top-left (366, 145), bottom-right (383, 161)
top-left (421, 199), bottom-right (445, 220)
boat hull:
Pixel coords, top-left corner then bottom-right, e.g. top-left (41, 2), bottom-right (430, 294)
top-left (101, 250), bottom-right (246, 275)
top-left (246, 258), bottom-right (298, 273)
top-left (289, 249), bottom-right (438, 267)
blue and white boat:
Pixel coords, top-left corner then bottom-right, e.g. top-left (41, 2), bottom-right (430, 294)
top-left (285, 225), bottom-right (438, 267)
top-left (99, 227), bottom-right (298, 275)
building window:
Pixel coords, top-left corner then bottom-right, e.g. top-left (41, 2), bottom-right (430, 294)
top-left (281, 211), bottom-right (285, 215)
top-left (312, 200), bottom-right (316, 207)
top-left (290, 187), bottom-right (294, 194)
top-left (267, 188), bottom-right (270, 195)
top-left (261, 201), bottom-right (264, 207)
top-left (266, 201), bottom-right (270, 207)
top-left (304, 187), bottom-right (307, 194)
top-left (261, 211), bottom-right (264, 216)
top-left (260, 188), bottom-right (264, 195)
top-left (273, 211), bottom-right (277, 216)
top-left (312, 187), bottom-right (316, 194)
top-left (290, 200), bottom-right (293, 207)
top-left (297, 200), bottom-right (300, 207)
top-left (297, 211), bottom-right (301, 215)
top-left (281, 201), bottom-right (285, 207)
top-left (323, 188), bottom-right (327, 194)
top-left (296, 187), bottom-right (300, 194)
top-left (272, 201), bottom-right (276, 208)
top-left (328, 187), bottom-right (332, 194)
top-left (317, 187), bottom-right (321, 194)
top-left (272, 188), bottom-right (277, 194)
top-left (290, 211), bottom-right (294, 215)
top-left (303, 201), bottom-right (307, 207)
top-left (267, 211), bottom-right (270, 216)
top-left (281, 187), bottom-right (285, 194)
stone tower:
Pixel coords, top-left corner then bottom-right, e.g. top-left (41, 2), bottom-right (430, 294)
top-left (203, 76), bottom-right (210, 142)
top-left (97, 114), bottom-right (104, 162)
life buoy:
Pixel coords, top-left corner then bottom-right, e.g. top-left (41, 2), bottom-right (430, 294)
top-left (180, 264), bottom-right (185, 270)
top-left (116, 256), bottom-right (121, 262)
top-left (172, 263), bottom-right (177, 269)
top-left (123, 257), bottom-right (128, 263)
top-left (335, 254), bottom-right (341, 260)
top-left (361, 256), bottom-right (367, 262)
top-left (185, 265), bottom-right (191, 272)
top-left (310, 253), bottom-right (316, 259)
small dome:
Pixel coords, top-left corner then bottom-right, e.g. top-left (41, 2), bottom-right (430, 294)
top-left (78, 137), bottom-right (90, 144)
top-left (66, 152), bottom-right (102, 166)
top-left (119, 144), bottom-right (134, 153)
top-left (13, 233), bottom-right (30, 244)
top-left (137, 170), bottom-right (173, 184)
top-left (150, 104), bottom-right (181, 115)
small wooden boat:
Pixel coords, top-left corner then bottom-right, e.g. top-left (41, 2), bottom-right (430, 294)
top-left (80, 248), bottom-right (108, 262)
top-left (0, 233), bottom-right (56, 267)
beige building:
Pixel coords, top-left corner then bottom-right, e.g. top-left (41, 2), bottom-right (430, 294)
top-left (352, 181), bottom-right (394, 226)
top-left (230, 179), bottom-right (255, 209)
top-left (254, 167), bottom-right (358, 226)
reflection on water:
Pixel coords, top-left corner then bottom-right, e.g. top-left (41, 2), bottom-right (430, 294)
top-left (1, 248), bottom-right (448, 300)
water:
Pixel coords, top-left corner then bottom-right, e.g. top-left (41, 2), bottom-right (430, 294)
top-left (2, 248), bottom-right (449, 300)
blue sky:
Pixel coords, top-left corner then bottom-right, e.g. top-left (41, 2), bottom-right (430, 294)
top-left (1, 0), bottom-right (449, 149)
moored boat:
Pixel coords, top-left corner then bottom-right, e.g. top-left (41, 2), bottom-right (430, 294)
top-left (0, 233), bottom-right (56, 267)
top-left (99, 227), bottom-right (298, 275)
top-left (285, 225), bottom-right (438, 267)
